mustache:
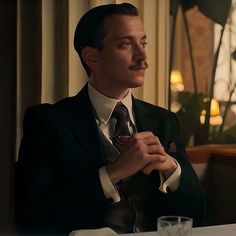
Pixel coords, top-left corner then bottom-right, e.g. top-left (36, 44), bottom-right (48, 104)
top-left (129, 61), bottom-right (148, 70)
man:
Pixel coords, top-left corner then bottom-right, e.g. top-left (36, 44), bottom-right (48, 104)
top-left (15, 3), bottom-right (209, 235)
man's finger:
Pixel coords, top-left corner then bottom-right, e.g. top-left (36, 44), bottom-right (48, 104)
top-left (131, 131), bottom-right (154, 140)
top-left (142, 161), bottom-right (158, 175)
top-left (143, 154), bottom-right (169, 174)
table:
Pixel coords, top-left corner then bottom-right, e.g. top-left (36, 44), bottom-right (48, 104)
top-left (120, 223), bottom-right (236, 236)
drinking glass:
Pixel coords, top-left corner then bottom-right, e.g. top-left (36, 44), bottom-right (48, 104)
top-left (157, 216), bottom-right (193, 236)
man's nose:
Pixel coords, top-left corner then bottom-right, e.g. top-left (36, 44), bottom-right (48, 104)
top-left (132, 43), bottom-right (147, 61)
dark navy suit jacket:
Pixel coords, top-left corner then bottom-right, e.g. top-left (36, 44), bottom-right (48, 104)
top-left (15, 83), bottom-right (209, 235)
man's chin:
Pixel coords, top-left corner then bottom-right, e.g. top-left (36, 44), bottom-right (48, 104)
top-left (129, 77), bottom-right (145, 88)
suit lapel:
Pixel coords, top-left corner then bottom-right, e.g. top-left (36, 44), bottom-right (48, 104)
top-left (67, 84), bottom-right (106, 167)
top-left (132, 98), bottom-right (161, 133)
top-left (132, 98), bottom-right (168, 148)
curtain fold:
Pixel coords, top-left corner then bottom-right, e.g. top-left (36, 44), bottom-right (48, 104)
top-left (16, 0), bottom-right (42, 161)
top-left (41, 0), bottom-right (69, 103)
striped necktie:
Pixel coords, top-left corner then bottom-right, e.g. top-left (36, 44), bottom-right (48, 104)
top-left (111, 103), bottom-right (131, 152)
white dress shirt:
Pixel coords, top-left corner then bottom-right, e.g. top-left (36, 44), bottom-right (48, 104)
top-left (88, 82), bottom-right (181, 203)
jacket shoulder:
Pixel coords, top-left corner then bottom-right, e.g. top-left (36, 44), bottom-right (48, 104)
top-left (134, 98), bottom-right (176, 118)
top-left (23, 96), bottom-right (77, 127)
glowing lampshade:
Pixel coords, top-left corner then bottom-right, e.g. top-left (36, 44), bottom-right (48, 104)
top-left (200, 98), bottom-right (223, 126)
top-left (210, 98), bottom-right (222, 125)
top-left (210, 98), bottom-right (220, 116)
top-left (170, 70), bottom-right (184, 91)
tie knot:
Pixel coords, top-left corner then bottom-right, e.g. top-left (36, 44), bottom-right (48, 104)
top-left (111, 103), bottom-right (129, 121)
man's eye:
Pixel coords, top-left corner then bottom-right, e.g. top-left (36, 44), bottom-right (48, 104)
top-left (119, 41), bottom-right (132, 48)
top-left (141, 41), bottom-right (147, 48)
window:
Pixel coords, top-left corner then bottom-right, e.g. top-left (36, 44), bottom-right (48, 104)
top-left (169, 0), bottom-right (235, 146)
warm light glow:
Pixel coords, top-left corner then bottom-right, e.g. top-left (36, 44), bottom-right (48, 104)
top-left (210, 116), bottom-right (223, 126)
top-left (203, 97), bottom-right (210, 103)
top-left (200, 110), bottom-right (206, 124)
top-left (200, 98), bottom-right (223, 126)
top-left (210, 98), bottom-right (220, 116)
top-left (170, 70), bottom-right (184, 91)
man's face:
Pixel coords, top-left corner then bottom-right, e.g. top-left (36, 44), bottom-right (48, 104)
top-left (92, 15), bottom-right (148, 98)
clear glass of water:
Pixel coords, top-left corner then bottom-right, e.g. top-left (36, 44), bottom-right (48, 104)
top-left (157, 216), bottom-right (193, 236)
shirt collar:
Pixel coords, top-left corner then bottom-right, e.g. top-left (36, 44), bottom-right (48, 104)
top-left (88, 82), bottom-right (134, 124)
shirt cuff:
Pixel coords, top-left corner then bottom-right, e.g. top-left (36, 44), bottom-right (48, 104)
top-left (159, 159), bottom-right (181, 193)
top-left (99, 166), bottom-right (121, 203)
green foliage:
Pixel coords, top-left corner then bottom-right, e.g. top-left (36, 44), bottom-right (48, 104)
top-left (176, 92), bottom-right (206, 145)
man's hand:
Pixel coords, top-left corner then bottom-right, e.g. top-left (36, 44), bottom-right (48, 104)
top-left (142, 136), bottom-right (178, 179)
top-left (106, 131), bottom-right (178, 184)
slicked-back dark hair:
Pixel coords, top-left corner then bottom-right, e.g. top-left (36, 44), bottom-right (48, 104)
top-left (74, 3), bottom-right (139, 77)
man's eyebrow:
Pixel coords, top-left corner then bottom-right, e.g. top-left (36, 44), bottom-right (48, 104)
top-left (115, 35), bottom-right (147, 41)
top-left (141, 35), bottom-right (147, 40)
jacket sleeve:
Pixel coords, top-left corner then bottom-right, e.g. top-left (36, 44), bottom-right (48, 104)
top-left (15, 106), bottom-right (109, 235)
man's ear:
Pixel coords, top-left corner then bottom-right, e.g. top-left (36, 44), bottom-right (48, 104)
top-left (81, 47), bottom-right (99, 70)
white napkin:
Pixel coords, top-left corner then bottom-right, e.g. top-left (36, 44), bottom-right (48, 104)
top-left (69, 227), bottom-right (118, 236)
